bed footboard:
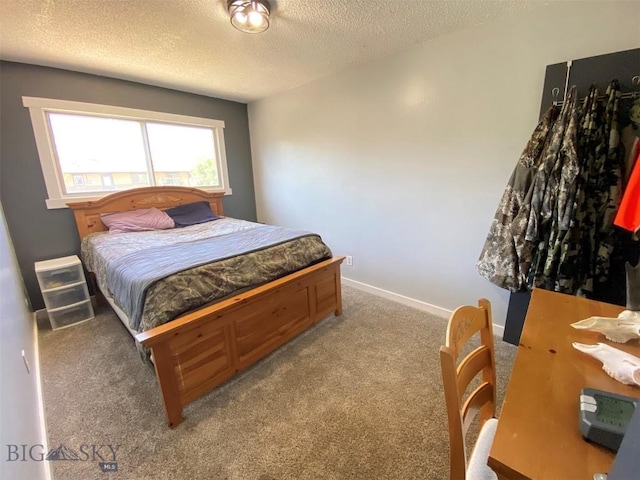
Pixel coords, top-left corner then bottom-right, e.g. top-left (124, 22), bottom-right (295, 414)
top-left (136, 256), bottom-right (344, 427)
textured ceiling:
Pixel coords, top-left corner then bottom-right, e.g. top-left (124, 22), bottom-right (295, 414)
top-left (0, 0), bottom-right (542, 103)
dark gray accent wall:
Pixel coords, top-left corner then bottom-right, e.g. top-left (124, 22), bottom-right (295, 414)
top-left (0, 61), bottom-right (257, 310)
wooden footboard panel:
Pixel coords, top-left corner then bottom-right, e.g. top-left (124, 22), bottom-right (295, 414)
top-left (136, 256), bottom-right (344, 427)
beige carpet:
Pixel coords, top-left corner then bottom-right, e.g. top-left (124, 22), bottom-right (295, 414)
top-left (38, 286), bottom-right (516, 480)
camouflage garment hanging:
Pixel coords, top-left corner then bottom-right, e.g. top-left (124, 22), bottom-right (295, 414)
top-left (523, 86), bottom-right (578, 246)
top-left (478, 82), bottom-right (625, 294)
top-left (531, 81), bottom-right (625, 295)
top-left (548, 86), bottom-right (600, 294)
top-left (525, 88), bottom-right (580, 290)
top-left (518, 87), bottom-right (578, 292)
top-left (476, 105), bottom-right (560, 291)
top-left (590, 80), bottom-right (625, 296)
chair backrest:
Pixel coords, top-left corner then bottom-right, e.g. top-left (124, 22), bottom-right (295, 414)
top-left (439, 298), bottom-right (497, 480)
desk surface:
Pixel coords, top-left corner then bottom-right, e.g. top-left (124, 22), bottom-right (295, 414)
top-left (489, 288), bottom-right (640, 480)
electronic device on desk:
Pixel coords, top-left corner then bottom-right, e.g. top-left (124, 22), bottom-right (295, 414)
top-left (579, 387), bottom-right (638, 452)
top-left (607, 396), bottom-right (640, 480)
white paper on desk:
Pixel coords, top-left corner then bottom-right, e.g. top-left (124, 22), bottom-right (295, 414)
top-left (572, 342), bottom-right (640, 387)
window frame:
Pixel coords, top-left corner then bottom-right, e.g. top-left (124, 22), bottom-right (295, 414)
top-left (22, 97), bottom-right (232, 209)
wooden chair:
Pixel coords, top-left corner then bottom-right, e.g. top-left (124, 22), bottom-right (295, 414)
top-left (440, 298), bottom-right (498, 480)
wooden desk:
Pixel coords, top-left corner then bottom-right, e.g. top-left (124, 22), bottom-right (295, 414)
top-left (489, 288), bottom-right (640, 480)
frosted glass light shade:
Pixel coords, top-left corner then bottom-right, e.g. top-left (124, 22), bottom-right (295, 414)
top-left (228, 0), bottom-right (270, 34)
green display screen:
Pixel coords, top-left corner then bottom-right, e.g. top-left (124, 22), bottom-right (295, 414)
top-left (595, 394), bottom-right (636, 427)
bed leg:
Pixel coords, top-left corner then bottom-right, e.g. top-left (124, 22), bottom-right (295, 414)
top-left (150, 344), bottom-right (185, 428)
top-left (334, 269), bottom-right (343, 316)
top-left (88, 273), bottom-right (107, 306)
top-left (95, 288), bottom-right (107, 307)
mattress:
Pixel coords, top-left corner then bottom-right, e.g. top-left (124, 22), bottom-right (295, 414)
top-left (81, 217), bottom-right (333, 333)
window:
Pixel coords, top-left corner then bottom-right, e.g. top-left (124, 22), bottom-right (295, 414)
top-left (23, 97), bottom-right (231, 209)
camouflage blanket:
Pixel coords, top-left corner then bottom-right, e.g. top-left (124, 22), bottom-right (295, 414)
top-left (81, 218), bottom-right (332, 332)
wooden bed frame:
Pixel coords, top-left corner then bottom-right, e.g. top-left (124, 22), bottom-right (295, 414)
top-left (67, 186), bottom-right (344, 427)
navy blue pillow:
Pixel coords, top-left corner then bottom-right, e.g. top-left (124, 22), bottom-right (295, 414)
top-left (164, 201), bottom-right (219, 228)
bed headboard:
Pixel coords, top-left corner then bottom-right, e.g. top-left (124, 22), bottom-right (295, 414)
top-left (66, 186), bottom-right (225, 240)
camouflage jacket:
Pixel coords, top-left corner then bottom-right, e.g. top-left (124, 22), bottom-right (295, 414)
top-left (476, 106), bottom-right (560, 291)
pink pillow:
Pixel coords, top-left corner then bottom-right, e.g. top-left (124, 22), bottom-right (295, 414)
top-left (100, 208), bottom-right (174, 234)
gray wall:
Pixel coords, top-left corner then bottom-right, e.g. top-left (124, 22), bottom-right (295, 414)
top-left (0, 202), bottom-right (49, 480)
top-left (248, 1), bottom-right (640, 329)
top-left (0, 61), bottom-right (256, 310)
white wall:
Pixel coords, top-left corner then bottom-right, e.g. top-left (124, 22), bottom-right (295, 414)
top-left (248, 1), bottom-right (640, 328)
top-left (0, 202), bottom-right (49, 480)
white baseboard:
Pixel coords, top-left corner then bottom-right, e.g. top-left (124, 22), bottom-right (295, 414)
top-left (492, 322), bottom-right (505, 339)
top-left (341, 277), bottom-right (451, 318)
top-left (341, 277), bottom-right (505, 339)
top-left (33, 314), bottom-right (53, 480)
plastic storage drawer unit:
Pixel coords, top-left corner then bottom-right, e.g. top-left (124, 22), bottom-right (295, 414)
top-left (42, 283), bottom-right (89, 310)
top-left (47, 300), bottom-right (94, 329)
top-left (35, 255), bottom-right (94, 329)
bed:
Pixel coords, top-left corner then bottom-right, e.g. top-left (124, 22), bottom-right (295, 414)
top-left (67, 186), bottom-right (344, 427)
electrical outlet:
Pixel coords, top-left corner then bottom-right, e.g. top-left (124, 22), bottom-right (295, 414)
top-left (346, 255), bottom-right (353, 266)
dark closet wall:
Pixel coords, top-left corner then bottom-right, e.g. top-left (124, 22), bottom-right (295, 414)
top-left (0, 61), bottom-right (257, 310)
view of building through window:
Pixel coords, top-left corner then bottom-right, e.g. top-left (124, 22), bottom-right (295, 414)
top-left (48, 113), bottom-right (220, 194)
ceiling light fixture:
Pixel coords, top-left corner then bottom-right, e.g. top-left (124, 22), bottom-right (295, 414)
top-left (227, 0), bottom-right (271, 34)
